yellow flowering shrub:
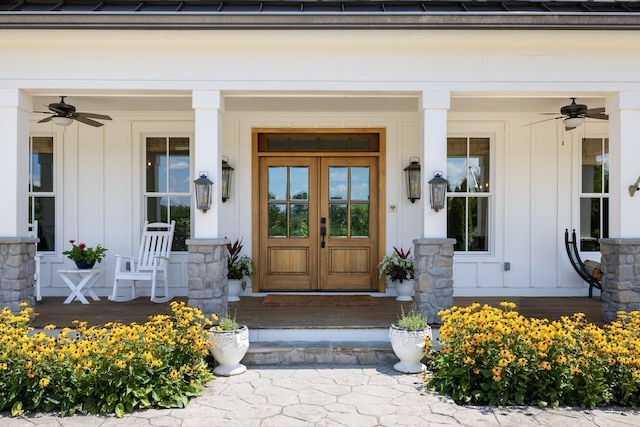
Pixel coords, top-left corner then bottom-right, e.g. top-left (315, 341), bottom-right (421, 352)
top-left (0, 301), bottom-right (213, 417)
top-left (428, 302), bottom-right (640, 408)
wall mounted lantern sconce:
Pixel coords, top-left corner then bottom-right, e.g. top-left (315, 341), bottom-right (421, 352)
top-left (428, 171), bottom-right (448, 212)
top-left (221, 159), bottom-right (234, 203)
top-left (404, 157), bottom-right (421, 203)
top-left (194, 172), bottom-right (213, 213)
top-left (630, 176), bottom-right (640, 197)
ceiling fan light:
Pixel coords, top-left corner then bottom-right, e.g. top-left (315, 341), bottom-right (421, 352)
top-left (563, 116), bottom-right (584, 130)
top-left (52, 116), bottom-right (73, 126)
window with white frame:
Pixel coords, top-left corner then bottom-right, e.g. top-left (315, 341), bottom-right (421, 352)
top-left (446, 136), bottom-right (491, 252)
top-left (580, 137), bottom-right (609, 252)
top-left (29, 136), bottom-right (56, 252)
top-left (144, 136), bottom-right (191, 251)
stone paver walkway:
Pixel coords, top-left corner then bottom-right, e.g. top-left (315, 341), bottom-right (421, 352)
top-left (2, 365), bottom-right (640, 426)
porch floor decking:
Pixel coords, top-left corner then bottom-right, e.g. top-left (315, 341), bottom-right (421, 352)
top-left (29, 295), bottom-right (605, 329)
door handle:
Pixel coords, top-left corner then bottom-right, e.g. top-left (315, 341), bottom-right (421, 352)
top-left (320, 217), bottom-right (326, 248)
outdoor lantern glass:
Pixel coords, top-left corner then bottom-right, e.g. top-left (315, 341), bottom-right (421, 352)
top-left (428, 172), bottom-right (448, 212)
top-left (404, 159), bottom-right (421, 203)
top-left (221, 160), bottom-right (234, 203)
top-left (52, 116), bottom-right (73, 126)
top-left (194, 172), bottom-right (213, 213)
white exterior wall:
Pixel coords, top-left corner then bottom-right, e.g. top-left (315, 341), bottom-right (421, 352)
top-left (2, 28), bottom-right (637, 298)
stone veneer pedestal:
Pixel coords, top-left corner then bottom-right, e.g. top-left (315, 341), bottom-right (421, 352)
top-left (186, 238), bottom-right (228, 319)
top-left (0, 237), bottom-right (37, 312)
top-left (413, 238), bottom-right (456, 324)
top-left (599, 238), bottom-right (640, 323)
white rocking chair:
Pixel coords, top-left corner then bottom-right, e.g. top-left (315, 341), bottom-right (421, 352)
top-left (109, 221), bottom-right (175, 303)
top-left (27, 220), bottom-right (41, 302)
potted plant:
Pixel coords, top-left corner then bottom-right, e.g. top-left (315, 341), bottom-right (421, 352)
top-left (389, 306), bottom-right (432, 373)
top-left (207, 310), bottom-right (249, 376)
top-left (378, 246), bottom-right (415, 301)
top-left (226, 237), bottom-right (256, 301)
top-left (62, 240), bottom-right (108, 269)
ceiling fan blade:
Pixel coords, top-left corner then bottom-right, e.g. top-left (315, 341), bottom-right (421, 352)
top-left (523, 116), bottom-right (563, 127)
top-left (73, 116), bottom-right (104, 127)
top-left (76, 112), bottom-right (112, 121)
top-left (38, 116), bottom-right (53, 123)
top-left (585, 108), bottom-right (608, 120)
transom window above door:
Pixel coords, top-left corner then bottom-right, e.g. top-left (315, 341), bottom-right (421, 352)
top-left (258, 132), bottom-right (380, 152)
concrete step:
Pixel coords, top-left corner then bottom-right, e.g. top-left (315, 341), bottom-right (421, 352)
top-left (243, 341), bottom-right (397, 366)
top-left (241, 328), bottom-right (439, 366)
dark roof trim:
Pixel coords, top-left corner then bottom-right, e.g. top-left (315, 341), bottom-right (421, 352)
top-left (2, 1), bottom-right (640, 29)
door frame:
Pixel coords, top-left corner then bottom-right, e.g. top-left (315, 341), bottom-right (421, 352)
top-left (251, 128), bottom-right (387, 293)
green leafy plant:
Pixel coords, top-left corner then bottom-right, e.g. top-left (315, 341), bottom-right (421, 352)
top-left (428, 302), bottom-right (640, 408)
top-left (212, 310), bottom-right (240, 331)
top-left (0, 301), bottom-right (214, 418)
top-left (378, 246), bottom-right (415, 283)
top-left (226, 237), bottom-right (255, 289)
top-left (62, 240), bottom-right (108, 263)
top-left (396, 305), bottom-right (428, 331)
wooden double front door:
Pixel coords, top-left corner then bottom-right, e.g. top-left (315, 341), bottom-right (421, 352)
top-left (257, 155), bottom-right (381, 291)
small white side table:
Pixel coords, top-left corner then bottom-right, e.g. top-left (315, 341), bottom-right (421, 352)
top-left (58, 269), bottom-right (104, 304)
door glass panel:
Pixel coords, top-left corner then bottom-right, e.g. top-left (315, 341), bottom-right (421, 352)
top-left (329, 167), bottom-right (348, 200)
top-left (350, 167), bottom-right (370, 201)
top-left (329, 204), bottom-right (348, 237)
top-left (290, 167), bottom-right (309, 200)
top-left (290, 204), bottom-right (309, 237)
top-left (268, 167), bottom-right (287, 200)
top-left (268, 204), bottom-right (287, 237)
top-left (351, 204), bottom-right (369, 237)
top-left (268, 166), bottom-right (309, 238)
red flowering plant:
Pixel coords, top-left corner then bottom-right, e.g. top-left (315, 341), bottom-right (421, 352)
top-left (62, 240), bottom-right (108, 264)
top-left (226, 237), bottom-right (255, 289)
top-left (378, 246), bottom-right (415, 283)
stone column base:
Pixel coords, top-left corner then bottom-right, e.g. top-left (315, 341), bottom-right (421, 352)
top-left (186, 238), bottom-right (228, 319)
top-left (599, 238), bottom-right (640, 323)
top-left (413, 238), bottom-right (456, 324)
top-left (0, 237), bottom-right (38, 313)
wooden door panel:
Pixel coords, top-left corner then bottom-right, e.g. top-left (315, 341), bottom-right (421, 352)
top-left (320, 157), bottom-right (378, 291)
top-left (269, 247), bottom-right (309, 274)
top-left (328, 248), bottom-right (370, 274)
top-left (259, 158), bottom-right (318, 291)
top-left (258, 155), bottom-right (379, 292)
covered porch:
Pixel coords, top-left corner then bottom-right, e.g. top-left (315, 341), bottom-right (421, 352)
top-left (29, 295), bottom-right (606, 330)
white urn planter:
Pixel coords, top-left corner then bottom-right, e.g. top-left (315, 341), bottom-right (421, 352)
top-left (389, 324), bottom-right (432, 374)
top-left (227, 278), bottom-right (244, 302)
top-left (208, 325), bottom-right (250, 376)
top-left (393, 279), bottom-right (415, 302)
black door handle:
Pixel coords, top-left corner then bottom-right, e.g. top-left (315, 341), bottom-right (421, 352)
top-left (320, 217), bottom-right (326, 248)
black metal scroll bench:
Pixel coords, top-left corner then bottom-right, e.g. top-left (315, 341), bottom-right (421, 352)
top-left (564, 229), bottom-right (602, 298)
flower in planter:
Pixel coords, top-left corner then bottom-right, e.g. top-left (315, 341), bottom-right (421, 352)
top-left (62, 240), bottom-right (108, 264)
top-left (226, 237), bottom-right (255, 289)
top-left (378, 246), bottom-right (415, 283)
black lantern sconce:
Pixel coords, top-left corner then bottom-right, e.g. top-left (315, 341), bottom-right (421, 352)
top-left (194, 172), bottom-right (213, 213)
top-left (404, 157), bottom-right (421, 203)
top-left (428, 171), bottom-right (448, 212)
top-left (221, 159), bottom-right (234, 203)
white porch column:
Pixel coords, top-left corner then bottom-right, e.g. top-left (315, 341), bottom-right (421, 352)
top-left (606, 92), bottom-right (640, 238)
top-left (420, 90), bottom-right (450, 238)
top-left (0, 89), bottom-right (31, 236)
top-left (192, 90), bottom-right (223, 238)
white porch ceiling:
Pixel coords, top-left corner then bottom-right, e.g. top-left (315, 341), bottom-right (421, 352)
top-left (29, 92), bottom-right (609, 115)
